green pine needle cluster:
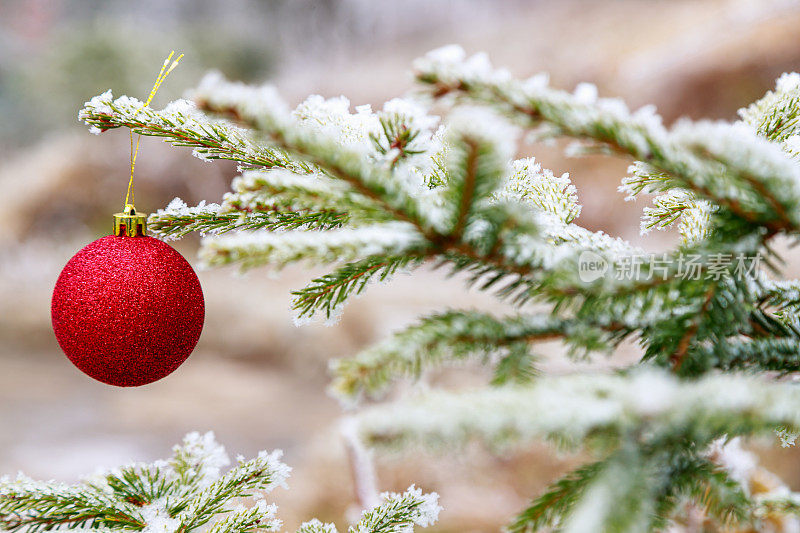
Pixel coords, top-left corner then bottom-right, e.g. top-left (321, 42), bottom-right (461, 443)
top-left (0, 432), bottom-right (440, 533)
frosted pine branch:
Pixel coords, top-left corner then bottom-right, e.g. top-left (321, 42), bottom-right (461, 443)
top-left (356, 370), bottom-right (800, 450)
top-left (191, 75), bottom-right (439, 235)
top-left (82, 75), bottom-right (673, 316)
top-left (222, 170), bottom-right (388, 224)
top-left (739, 72), bottom-right (800, 148)
top-left (349, 486), bottom-right (441, 533)
top-left (149, 198), bottom-right (346, 240)
top-left (506, 459), bottom-right (606, 533)
top-left (329, 311), bottom-right (623, 402)
top-left (496, 157), bottom-right (581, 224)
top-left (200, 223), bottom-right (427, 271)
top-left (0, 433), bottom-right (438, 533)
top-left (170, 431), bottom-right (231, 488)
top-left (292, 255), bottom-right (425, 321)
top-left (173, 450), bottom-right (289, 530)
top-left (640, 189), bottom-right (714, 243)
top-left (691, 337), bottom-right (800, 373)
top-left (356, 370), bottom-right (800, 529)
top-left (79, 92), bottom-right (313, 174)
top-left (0, 475), bottom-right (146, 531)
top-left (439, 107), bottom-right (517, 238)
top-left (415, 45), bottom-right (800, 233)
top-left (206, 501), bottom-right (281, 533)
top-left (294, 487), bottom-right (441, 533)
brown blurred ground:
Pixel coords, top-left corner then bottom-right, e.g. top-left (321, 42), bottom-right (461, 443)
top-left (2, 1), bottom-right (800, 531)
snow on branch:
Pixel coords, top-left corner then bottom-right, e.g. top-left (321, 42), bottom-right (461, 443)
top-left (297, 519), bottom-right (340, 533)
top-left (739, 72), bottom-right (800, 150)
top-left (355, 370), bottom-right (800, 450)
top-left (0, 432), bottom-right (289, 533)
top-left (200, 223), bottom-right (428, 271)
top-left (0, 432), bottom-right (439, 533)
top-left (79, 91), bottom-right (313, 174)
top-left (415, 45), bottom-right (800, 234)
top-left (349, 486), bottom-right (441, 533)
top-left (294, 487), bottom-right (440, 533)
top-left (496, 157), bottom-right (581, 224)
top-left (640, 189), bottom-right (715, 243)
top-left (81, 72), bottom-right (662, 320)
top-left (222, 170), bottom-right (389, 224)
top-left (206, 501), bottom-right (281, 533)
top-left (191, 74), bottom-right (442, 235)
top-left (149, 198), bottom-right (346, 240)
top-left (330, 310), bottom-right (622, 402)
top-left (439, 107), bottom-right (517, 237)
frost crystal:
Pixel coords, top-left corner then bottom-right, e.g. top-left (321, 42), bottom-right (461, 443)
top-left (497, 157), bottom-right (581, 223)
top-left (141, 498), bottom-right (181, 533)
top-left (293, 95), bottom-right (380, 152)
top-left (171, 431), bottom-right (230, 486)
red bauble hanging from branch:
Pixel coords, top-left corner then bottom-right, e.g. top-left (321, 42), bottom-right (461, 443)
top-left (51, 207), bottom-right (205, 387)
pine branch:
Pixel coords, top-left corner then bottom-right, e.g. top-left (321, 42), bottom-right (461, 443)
top-left (82, 81), bottom-right (666, 320)
top-left (356, 369), bottom-right (800, 451)
top-left (187, 80), bottom-right (642, 312)
top-left (348, 486), bottom-right (441, 533)
top-left (496, 157), bottom-right (581, 224)
top-left (104, 464), bottom-right (174, 507)
top-left (149, 200), bottom-right (346, 240)
top-left (739, 73), bottom-right (800, 146)
top-left (757, 493), bottom-right (800, 516)
top-left (415, 46), bottom-right (800, 234)
top-left (641, 190), bottom-right (709, 235)
top-left (512, 447), bottom-right (751, 533)
top-left (560, 450), bottom-right (656, 533)
top-left (292, 255), bottom-right (425, 321)
top-left (173, 450), bottom-right (289, 529)
top-left (369, 112), bottom-right (429, 171)
top-left (200, 223), bottom-right (428, 271)
top-left (619, 162), bottom-right (676, 199)
top-left (670, 284), bottom-right (717, 372)
top-left (440, 108), bottom-right (515, 238)
top-left (191, 76), bottom-right (437, 239)
top-left (330, 311), bottom-right (622, 401)
top-left (223, 170), bottom-right (390, 225)
top-left (169, 431), bottom-right (231, 489)
top-left (693, 337), bottom-right (800, 373)
top-left (638, 272), bottom-right (768, 376)
top-left (621, 163), bottom-right (716, 244)
top-left (507, 459), bottom-right (606, 532)
top-left (206, 501), bottom-right (280, 533)
top-left (79, 92), bottom-right (313, 174)
top-left (670, 455), bottom-right (751, 527)
top-left (0, 477), bottom-right (146, 532)
top-left (2, 433), bottom-right (441, 533)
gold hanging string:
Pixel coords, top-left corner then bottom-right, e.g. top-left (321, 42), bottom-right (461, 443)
top-left (124, 51), bottom-right (184, 211)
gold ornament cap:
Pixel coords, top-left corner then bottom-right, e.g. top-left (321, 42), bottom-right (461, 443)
top-left (113, 205), bottom-right (147, 237)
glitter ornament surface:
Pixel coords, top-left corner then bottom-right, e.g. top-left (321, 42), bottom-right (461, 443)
top-left (51, 235), bottom-right (204, 386)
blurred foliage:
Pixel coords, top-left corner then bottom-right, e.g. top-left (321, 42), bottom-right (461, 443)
top-left (2, 20), bottom-right (274, 148)
top-left (0, 0), bottom-right (525, 154)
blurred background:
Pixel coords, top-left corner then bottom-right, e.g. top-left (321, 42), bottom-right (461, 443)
top-left (2, 0), bottom-right (800, 530)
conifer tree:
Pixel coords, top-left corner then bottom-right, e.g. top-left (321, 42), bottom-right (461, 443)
top-left (6, 45), bottom-right (800, 531)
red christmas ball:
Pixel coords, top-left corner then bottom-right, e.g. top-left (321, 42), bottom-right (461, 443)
top-left (51, 234), bottom-right (204, 387)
